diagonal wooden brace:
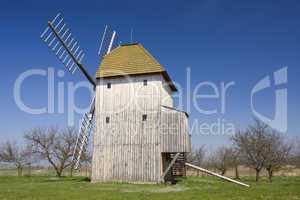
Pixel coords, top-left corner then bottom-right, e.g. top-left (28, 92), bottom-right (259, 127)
top-left (161, 153), bottom-right (181, 181)
top-left (185, 163), bottom-right (250, 187)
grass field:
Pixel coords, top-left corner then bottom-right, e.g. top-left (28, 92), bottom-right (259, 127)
top-left (0, 176), bottom-right (299, 200)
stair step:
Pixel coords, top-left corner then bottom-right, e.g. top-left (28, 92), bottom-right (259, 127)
top-left (170, 153), bottom-right (187, 177)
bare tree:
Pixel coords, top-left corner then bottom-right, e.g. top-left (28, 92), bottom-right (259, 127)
top-left (187, 145), bottom-right (206, 166)
top-left (291, 138), bottom-right (300, 168)
top-left (208, 146), bottom-right (234, 176)
top-left (187, 145), bottom-right (206, 176)
top-left (24, 127), bottom-right (77, 177)
top-left (229, 148), bottom-right (242, 180)
top-left (232, 120), bottom-right (270, 182)
top-left (264, 132), bottom-right (292, 182)
top-left (0, 141), bottom-right (30, 176)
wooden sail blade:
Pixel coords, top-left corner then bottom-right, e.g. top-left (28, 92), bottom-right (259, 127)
top-left (40, 13), bottom-right (96, 88)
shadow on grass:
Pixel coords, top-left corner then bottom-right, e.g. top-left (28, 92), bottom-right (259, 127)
top-left (175, 177), bottom-right (188, 184)
top-left (78, 177), bottom-right (91, 182)
top-left (37, 176), bottom-right (91, 183)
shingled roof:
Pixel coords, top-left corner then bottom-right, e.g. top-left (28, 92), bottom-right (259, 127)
top-left (96, 43), bottom-right (177, 91)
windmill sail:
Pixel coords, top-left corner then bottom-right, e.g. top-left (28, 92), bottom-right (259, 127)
top-left (97, 25), bottom-right (118, 58)
top-left (40, 13), bottom-right (96, 88)
top-left (97, 25), bottom-right (108, 56)
top-left (72, 97), bottom-right (95, 169)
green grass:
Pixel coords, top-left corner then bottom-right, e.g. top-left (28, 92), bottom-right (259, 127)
top-left (0, 176), bottom-right (299, 200)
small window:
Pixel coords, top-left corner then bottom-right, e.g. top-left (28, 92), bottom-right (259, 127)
top-left (106, 117), bottom-right (110, 123)
top-left (142, 114), bottom-right (147, 121)
top-left (107, 83), bottom-right (111, 89)
top-left (143, 80), bottom-right (147, 86)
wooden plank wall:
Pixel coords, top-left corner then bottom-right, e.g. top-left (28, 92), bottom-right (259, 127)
top-left (160, 107), bottom-right (191, 153)
top-left (92, 74), bottom-right (190, 183)
top-left (92, 74), bottom-right (162, 183)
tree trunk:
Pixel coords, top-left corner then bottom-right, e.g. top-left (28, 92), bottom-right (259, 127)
top-left (267, 169), bottom-right (273, 182)
top-left (255, 169), bottom-right (260, 182)
top-left (57, 171), bottom-right (62, 177)
top-left (28, 163), bottom-right (31, 176)
top-left (56, 162), bottom-right (67, 177)
top-left (56, 168), bottom-right (63, 177)
top-left (17, 166), bottom-right (22, 177)
top-left (235, 165), bottom-right (240, 180)
top-left (70, 165), bottom-right (74, 177)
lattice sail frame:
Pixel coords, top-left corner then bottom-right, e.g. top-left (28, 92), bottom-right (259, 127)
top-left (40, 13), bottom-right (95, 87)
top-left (41, 13), bottom-right (85, 74)
top-left (72, 97), bottom-right (95, 169)
top-left (98, 25), bottom-right (118, 58)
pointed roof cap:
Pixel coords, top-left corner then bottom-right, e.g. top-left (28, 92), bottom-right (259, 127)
top-left (96, 43), bottom-right (177, 91)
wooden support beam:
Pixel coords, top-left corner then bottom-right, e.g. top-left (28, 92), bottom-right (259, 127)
top-left (185, 163), bottom-right (250, 187)
top-left (161, 153), bottom-right (181, 181)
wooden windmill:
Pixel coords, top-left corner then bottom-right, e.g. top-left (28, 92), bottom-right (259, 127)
top-left (40, 13), bottom-right (251, 187)
top-left (40, 13), bottom-right (191, 184)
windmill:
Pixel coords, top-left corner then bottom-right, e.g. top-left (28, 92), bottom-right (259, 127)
top-left (40, 13), bottom-right (117, 169)
top-left (40, 13), bottom-right (250, 187)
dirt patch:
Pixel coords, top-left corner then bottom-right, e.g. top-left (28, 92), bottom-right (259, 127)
top-left (122, 186), bottom-right (189, 193)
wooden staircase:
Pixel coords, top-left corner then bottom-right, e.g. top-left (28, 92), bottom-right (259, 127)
top-left (170, 153), bottom-right (186, 177)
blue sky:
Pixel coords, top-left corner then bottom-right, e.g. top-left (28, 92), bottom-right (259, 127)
top-left (0, 0), bottom-right (299, 148)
